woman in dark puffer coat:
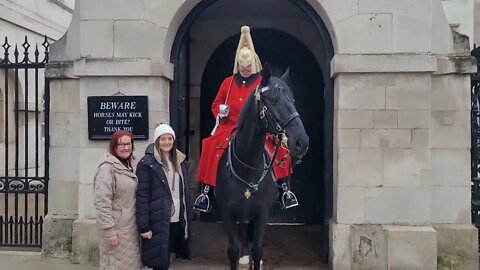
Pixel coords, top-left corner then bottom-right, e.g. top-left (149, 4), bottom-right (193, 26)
top-left (136, 124), bottom-right (192, 270)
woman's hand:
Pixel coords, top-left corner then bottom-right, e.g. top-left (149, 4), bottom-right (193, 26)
top-left (105, 234), bottom-right (119, 247)
top-left (141, 231), bottom-right (152, 239)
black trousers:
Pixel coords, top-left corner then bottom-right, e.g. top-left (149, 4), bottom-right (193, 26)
top-left (152, 222), bottom-right (181, 270)
top-left (169, 221), bottom-right (183, 256)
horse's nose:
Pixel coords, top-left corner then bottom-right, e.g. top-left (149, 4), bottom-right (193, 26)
top-left (294, 135), bottom-right (309, 157)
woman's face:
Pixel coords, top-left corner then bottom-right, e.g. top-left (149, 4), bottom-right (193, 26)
top-left (115, 135), bottom-right (132, 159)
top-left (238, 64), bottom-right (252, 78)
top-left (157, 134), bottom-right (174, 153)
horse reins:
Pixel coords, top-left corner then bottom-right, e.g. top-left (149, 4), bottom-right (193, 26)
top-left (227, 136), bottom-right (280, 191)
top-left (226, 84), bottom-right (300, 193)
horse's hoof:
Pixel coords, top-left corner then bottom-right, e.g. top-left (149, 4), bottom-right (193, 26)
top-left (239, 255), bottom-right (250, 270)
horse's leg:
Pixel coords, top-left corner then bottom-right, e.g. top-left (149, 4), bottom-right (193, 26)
top-left (223, 212), bottom-right (239, 270)
top-left (251, 215), bottom-right (268, 270)
top-left (238, 221), bottom-right (251, 269)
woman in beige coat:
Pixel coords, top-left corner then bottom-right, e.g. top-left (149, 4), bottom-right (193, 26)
top-left (94, 130), bottom-right (142, 270)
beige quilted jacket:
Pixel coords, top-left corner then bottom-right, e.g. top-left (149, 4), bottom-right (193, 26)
top-left (94, 152), bottom-right (142, 270)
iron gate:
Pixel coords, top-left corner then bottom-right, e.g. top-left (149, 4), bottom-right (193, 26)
top-left (471, 46), bottom-right (480, 253)
top-left (0, 36), bottom-right (49, 249)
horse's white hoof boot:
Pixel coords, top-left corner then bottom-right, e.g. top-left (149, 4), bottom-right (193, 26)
top-left (239, 256), bottom-right (250, 270)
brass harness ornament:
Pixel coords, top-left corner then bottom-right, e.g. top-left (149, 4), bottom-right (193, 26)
top-left (244, 188), bottom-right (251, 199)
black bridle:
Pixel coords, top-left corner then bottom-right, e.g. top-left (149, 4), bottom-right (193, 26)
top-left (227, 84), bottom-right (300, 191)
top-left (256, 85), bottom-right (300, 136)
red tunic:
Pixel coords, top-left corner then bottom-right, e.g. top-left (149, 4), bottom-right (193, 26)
top-left (196, 74), bottom-right (291, 186)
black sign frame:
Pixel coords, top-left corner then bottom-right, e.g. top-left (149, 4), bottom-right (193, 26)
top-left (87, 95), bottom-right (149, 140)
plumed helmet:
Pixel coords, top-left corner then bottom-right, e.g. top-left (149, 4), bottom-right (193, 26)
top-left (233, 25), bottom-right (262, 74)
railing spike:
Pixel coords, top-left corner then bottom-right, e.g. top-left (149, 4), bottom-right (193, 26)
top-left (2, 36), bottom-right (11, 64)
top-left (21, 36), bottom-right (31, 63)
top-left (34, 44), bottom-right (39, 63)
top-left (14, 44), bottom-right (19, 59)
top-left (41, 36), bottom-right (50, 63)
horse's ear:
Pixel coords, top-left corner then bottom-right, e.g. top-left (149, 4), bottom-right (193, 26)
top-left (280, 67), bottom-right (293, 89)
top-left (260, 64), bottom-right (271, 86)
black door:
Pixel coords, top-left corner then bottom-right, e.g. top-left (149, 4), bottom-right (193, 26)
top-left (200, 29), bottom-right (325, 223)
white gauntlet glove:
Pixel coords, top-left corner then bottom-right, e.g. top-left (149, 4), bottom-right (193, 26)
top-left (218, 104), bottom-right (229, 119)
top-left (211, 104), bottom-right (229, 136)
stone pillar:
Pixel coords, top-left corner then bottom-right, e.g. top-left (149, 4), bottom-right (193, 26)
top-left (330, 54), bottom-right (439, 269)
top-left (475, 0), bottom-right (480, 45)
top-left (42, 0), bottom-right (175, 265)
top-left (431, 54), bottom-right (478, 269)
top-left (329, 51), bottom-right (478, 270)
top-left (42, 0), bottom-right (82, 258)
top-left (44, 63), bottom-right (173, 265)
top-left (42, 62), bottom-right (80, 257)
top-left (330, 222), bottom-right (437, 269)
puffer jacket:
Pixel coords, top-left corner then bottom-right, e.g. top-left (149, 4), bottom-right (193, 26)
top-left (136, 144), bottom-right (192, 269)
top-left (94, 152), bottom-right (142, 270)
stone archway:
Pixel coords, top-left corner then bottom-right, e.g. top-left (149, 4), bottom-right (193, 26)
top-left (168, 0), bottom-right (334, 266)
top-left (169, 0), bottom-right (334, 218)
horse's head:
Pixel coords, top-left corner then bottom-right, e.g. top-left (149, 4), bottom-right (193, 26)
top-left (256, 66), bottom-right (309, 161)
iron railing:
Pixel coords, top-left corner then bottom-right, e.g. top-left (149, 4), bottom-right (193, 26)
top-left (0, 36), bottom-right (49, 248)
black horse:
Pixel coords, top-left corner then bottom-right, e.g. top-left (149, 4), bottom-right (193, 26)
top-left (215, 66), bottom-right (309, 270)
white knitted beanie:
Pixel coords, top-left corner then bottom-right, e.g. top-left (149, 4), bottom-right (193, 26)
top-left (153, 124), bottom-right (175, 142)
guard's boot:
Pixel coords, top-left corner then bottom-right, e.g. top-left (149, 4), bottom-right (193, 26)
top-left (279, 180), bottom-right (298, 209)
top-left (193, 185), bottom-right (212, 213)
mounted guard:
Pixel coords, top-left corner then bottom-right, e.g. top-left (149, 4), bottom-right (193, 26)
top-left (193, 25), bottom-right (299, 213)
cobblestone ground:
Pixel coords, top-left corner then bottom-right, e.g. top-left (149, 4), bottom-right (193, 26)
top-left (0, 222), bottom-right (328, 270)
top-left (0, 251), bottom-right (96, 270)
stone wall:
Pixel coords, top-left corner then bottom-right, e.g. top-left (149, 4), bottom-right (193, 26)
top-left (441, 0), bottom-right (475, 48)
top-left (43, 0), bottom-right (479, 269)
top-left (0, 0), bottom-right (73, 41)
top-left (476, 0), bottom-right (480, 45)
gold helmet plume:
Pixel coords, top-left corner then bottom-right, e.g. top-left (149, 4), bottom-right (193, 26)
top-left (233, 25), bottom-right (262, 74)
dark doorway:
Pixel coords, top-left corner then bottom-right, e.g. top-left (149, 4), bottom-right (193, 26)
top-left (199, 29), bottom-right (324, 223)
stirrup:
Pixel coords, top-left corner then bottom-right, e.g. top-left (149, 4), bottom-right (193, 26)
top-left (281, 190), bottom-right (299, 209)
top-left (193, 193), bottom-right (212, 213)
top-left (193, 185), bottom-right (212, 213)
